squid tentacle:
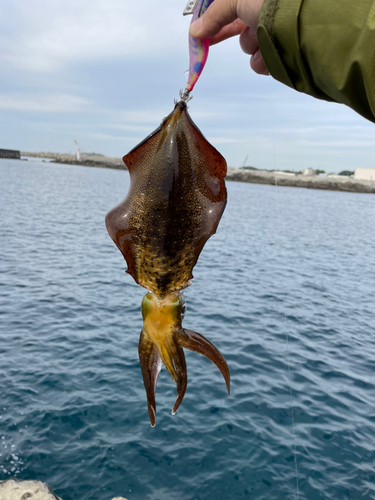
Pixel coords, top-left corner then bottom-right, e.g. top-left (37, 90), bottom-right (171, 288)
top-left (139, 325), bottom-right (230, 426)
top-left (178, 328), bottom-right (230, 395)
top-left (138, 329), bottom-right (162, 427)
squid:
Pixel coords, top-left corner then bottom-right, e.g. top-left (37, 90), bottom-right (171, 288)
top-left (105, 99), bottom-right (229, 426)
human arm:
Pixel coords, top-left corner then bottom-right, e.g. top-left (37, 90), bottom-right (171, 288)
top-left (258, 0), bottom-right (375, 122)
top-left (191, 0), bottom-right (375, 123)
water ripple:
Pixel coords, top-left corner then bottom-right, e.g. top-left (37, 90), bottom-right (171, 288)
top-left (1, 159), bottom-right (375, 499)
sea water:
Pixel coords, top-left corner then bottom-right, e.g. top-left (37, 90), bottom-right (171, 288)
top-left (1, 158), bottom-right (375, 500)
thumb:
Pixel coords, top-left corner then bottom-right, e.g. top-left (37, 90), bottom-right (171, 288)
top-left (190, 0), bottom-right (239, 39)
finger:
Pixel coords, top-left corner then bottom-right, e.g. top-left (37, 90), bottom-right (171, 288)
top-left (250, 49), bottom-right (270, 75)
top-left (190, 0), bottom-right (239, 39)
top-left (239, 25), bottom-right (258, 55)
top-left (209, 19), bottom-right (247, 46)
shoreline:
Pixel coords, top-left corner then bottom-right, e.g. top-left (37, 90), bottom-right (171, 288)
top-left (226, 168), bottom-right (375, 194)
top-left (20, 152), bottom-right (375, 194)
top-left (21, 151), bottom-right (125, 170)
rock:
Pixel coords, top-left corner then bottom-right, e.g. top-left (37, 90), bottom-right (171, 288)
top-left (0, 479), bottom-right (61, 500)
top-left (0, 480), bottom-right (129, 500)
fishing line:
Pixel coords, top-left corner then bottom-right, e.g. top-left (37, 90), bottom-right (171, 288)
top-left (272, 128), bottom-right (278, 190)
top-left (284, 314), bottom-right (300, 500)
top-left (272, 128), bottom-right (300, 500)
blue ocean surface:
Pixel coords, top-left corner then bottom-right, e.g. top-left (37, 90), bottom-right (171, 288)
top-left (1, 158), bottom-right (375, 500)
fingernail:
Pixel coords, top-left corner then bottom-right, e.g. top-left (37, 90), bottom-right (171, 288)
top-left (252, 49), bottom-right (261, 61)
top-left (190, 18), bottom-right (202, 37)
top-left (247, 25), bottom-right (257, 38)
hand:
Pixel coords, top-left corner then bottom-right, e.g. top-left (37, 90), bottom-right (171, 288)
top-left (190, 0), bottom-right (269, 75)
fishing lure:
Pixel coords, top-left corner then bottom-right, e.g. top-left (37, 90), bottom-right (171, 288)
top-left (105, 100), bottom-right (229, 426)
top-left (182, 0), bottom-right (215, 99)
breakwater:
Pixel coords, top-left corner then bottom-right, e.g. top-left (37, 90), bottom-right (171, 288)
top-left (21, 151), bottom-right (125, 170)
top-left (20, 152), bottom-right (375, 193)
top-left (0, 148), bottom-right (20, 159)
top-left (225, 168), bottom-right (375, 193)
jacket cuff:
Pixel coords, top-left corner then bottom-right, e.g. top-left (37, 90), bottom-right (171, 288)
top-left (257, 0), bottom-right (295, 89)
top-left (257, 0), bottom-right (330, 100)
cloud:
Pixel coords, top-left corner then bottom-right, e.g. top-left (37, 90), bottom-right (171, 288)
top-left (106, 124), bottom-right (155, 132)
top-left (89, 132), bottom-right (142, 142)
top-left (117, 110), bottom-right (171, 124)
top-left (292, 139), bottom-right (375, 148)
top-left (1, 0), bottom-right (374, 172)
top-left (114, 108), bottom-right (227, 124)
top-left (0, 0), bottom-right (188, 72)
top-left (208, 137), bottom-right (244, 144)
top-left (274, 123), bottom-right (375, 149)
top-left (0, 93), bottom-right (90, 112)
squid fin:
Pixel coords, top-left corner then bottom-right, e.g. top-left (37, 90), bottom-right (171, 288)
top-left (178, 329), bottom-right (230, 395)
top-left (138, 329), bottom-right (162, 427)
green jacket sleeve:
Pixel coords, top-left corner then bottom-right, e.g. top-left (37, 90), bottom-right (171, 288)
top-left (257, 0), bottom-right (375, 123)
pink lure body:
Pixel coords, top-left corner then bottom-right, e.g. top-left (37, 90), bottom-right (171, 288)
top-left (185, 0), bottom-right (215, 92)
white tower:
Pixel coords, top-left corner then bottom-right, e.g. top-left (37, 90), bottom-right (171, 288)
top-left (74, 140), bottom-right (81, 161)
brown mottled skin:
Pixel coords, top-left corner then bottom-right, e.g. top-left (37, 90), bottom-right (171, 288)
top-left (105, 100), bottom-right (230, 426)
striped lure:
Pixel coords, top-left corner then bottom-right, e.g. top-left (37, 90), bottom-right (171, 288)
top-left (183, 0), bottom-right (215, 94)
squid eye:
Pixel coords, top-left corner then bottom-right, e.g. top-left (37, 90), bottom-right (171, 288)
top-left (181, 301), bottom-right (186, 319)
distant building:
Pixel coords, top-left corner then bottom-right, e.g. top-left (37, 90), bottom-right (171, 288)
top-left (354, 167), bottom-right (375, 181)
top-left (0, 149), bottom-right (20, 159)
top-left (302, 169), bottom-right (315, 176)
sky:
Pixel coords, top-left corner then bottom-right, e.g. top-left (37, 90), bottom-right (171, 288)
top-left (1, 0), bottom-right (374, 172)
